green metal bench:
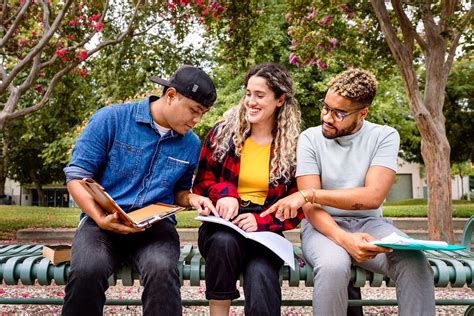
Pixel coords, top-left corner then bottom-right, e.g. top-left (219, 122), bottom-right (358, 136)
top-left (1, 216), bottom-right (473, 314)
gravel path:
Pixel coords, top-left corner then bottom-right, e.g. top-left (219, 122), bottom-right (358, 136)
top-left (0, 281), bottom-right (472, 315)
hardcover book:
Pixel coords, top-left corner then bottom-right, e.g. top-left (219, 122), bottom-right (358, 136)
top-left (42, 245), bottom-right (71, 265)
top-left (80, 178), bottom-right (186, 228)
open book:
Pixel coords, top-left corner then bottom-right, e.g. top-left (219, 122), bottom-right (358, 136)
top-left (80, 178), bottom-right (186, 228)
top-left (196, 215), bottom-right (295, 269)
top-left (369, 232), bottom-right (465, 251)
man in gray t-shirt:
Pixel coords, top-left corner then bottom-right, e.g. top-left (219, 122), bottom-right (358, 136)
top-left (262, 69), bottom-right (435, 315)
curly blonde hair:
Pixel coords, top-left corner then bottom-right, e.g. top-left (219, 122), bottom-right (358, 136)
top-left (328, 68), bottom-right (378, 106)
top-left (211, 63), bottom-right (301, 185)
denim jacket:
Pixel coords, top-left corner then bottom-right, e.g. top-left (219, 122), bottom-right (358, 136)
top-left (64, 96), bottom-right (201, 224)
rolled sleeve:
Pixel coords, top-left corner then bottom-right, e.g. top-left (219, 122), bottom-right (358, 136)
top-left (63, 166), bottom-right (94, 183)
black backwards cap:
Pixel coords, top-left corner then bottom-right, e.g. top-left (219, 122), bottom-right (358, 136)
top-left (150, 65), bottom-right (217, 108)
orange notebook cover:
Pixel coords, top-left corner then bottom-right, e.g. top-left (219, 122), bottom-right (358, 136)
top-left (79, 178), bottom-right (185, 228)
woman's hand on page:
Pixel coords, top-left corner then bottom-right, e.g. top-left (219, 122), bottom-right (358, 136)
top-left (232, 213), bottom-right (257, 232)
top-left (188, 193), bottom-right (217, 216)
top-left (97, 213), bottom-right (144, 234)
top-left (216, 197), bottom-right (239, 221)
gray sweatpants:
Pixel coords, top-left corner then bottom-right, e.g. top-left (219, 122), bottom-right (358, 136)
top-left (301, 217), bottom-right (435, 316)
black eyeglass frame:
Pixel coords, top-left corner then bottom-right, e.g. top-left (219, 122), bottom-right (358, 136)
top-left (318, 99), bottom-right (364, 122)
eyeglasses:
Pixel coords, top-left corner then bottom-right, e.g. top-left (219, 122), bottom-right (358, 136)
top-left (318, 99), bottom-right (363, 122)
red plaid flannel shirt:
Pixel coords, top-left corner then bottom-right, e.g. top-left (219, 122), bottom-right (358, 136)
top-left (192, 124), bottom-right (304, 232)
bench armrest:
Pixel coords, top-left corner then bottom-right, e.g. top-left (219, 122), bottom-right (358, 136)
top-left (461, 215), bottom-right (474, 251)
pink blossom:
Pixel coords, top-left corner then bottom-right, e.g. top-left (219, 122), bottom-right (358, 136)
top-left (34, 84), bottom-right (44, 94)
top-left (89, 13), bottom-right (101, 22)
top-left (196, 0), bottom-right (204, 5)
top-left (201, 7), bottom-right (210, 16)
top-left (65, 34), bottom-right (76, 41)
top-left (0, 289), bottom-right (6, 294)
top-left (306, 9), bottom-right (317, 20)
top-left (330, 37), bottom-right (337, 48)
top-left (31, 31), bottom-right (37, 37)
top-left (75, 50), bottom-right (88, 61)
top-left (316, 59), bottom-right (328, 70)
top-left (288, 53), bottom-right (298, 65)
top-left (55, 49), bottom-right (67, 57)
top-left (21, 293), bottom-right (29, 298)
top-left (55, 291), bottom-right (65, 297)
top-left (339, 4), bottom-right (351, 14)
top-left (68, 20), bottom-right (77, 26)
top-left (216, 5), bottom-right (225, 12)
top-left (318, 15), bottom-right (331, 26)
top-left (94, 22), bottom-right (104, 32)
top-left (167, 3), bottom-right (176, 10)
top-left (291, 39), bottom-right (298, 46)
top-left (78, 69), bottom-right (88, 77)
top-left (19, 39), bottom-right (29, 47)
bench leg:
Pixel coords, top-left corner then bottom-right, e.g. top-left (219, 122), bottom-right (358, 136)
top-left (347, 282), bottom-right (363, 316)
top-left (465, 305), bottom-right (474, 316)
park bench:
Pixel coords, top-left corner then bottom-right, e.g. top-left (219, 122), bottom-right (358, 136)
top-left (0, 215), bottom-right (473, 314)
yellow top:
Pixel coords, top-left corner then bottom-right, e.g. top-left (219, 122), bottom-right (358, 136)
top-left (237, 137), bottom-right (271, 205)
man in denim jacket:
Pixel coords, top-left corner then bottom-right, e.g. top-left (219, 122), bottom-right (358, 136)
top-left (62, 65), bottom-right (217, 316)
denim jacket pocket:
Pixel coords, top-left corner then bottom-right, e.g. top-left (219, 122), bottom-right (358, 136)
top-left (162, 156), bottom-right (190, 187)
top-left (109, 140), bottom-right (143, 177)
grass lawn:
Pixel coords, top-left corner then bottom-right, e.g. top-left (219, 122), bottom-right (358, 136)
top-left (0, 200), bottom-right (472, 240)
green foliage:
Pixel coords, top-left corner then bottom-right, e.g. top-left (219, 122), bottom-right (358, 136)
top-left (6, 73), bottom-right (94, 186)
top-left (444, 58), bottom-right (474, 163)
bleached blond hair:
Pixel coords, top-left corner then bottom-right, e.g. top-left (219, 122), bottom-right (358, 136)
top-left (211, 63), bottom-right (301, 185)
top-left (329, 68), bottom-right (378, 107)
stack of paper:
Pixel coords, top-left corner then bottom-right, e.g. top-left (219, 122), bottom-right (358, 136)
top-left (370, 233), bottom-right (465, 251)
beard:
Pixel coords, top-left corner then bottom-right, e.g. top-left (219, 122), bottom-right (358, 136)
top-left (321, 119), bottom-right (359, 139)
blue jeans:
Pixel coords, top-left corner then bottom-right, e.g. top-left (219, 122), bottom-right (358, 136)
top-left (198, 222), bottom-right (283, 316)
top-left (62, 217), bottom-right (181, 316)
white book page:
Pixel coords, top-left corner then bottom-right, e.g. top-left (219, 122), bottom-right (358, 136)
top-left (196, 215), bottom-right (295, 269)
top-left (370, 232), bottom-right (448, 247)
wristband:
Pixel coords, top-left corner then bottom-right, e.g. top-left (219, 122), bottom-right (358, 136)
top-left (298, 190), bottom-right (309, 203)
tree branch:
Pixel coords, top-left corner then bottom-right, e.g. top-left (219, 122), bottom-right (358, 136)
top-left (17, 54), bottom-right (41, 95)
top-left (5, 62), bottom-right (77, 122)
top-left (40, 0), bottom-right (51, 32)
top-left (2, 0), bottom-right (144, 124)
top-left (0, 0), bottom-right (73, 95)
top-left (0, 0), bottom-right (32, 48)
top-left (392, 0), bottom-right (428, 53)
top-left (420, 1), bottom-right (442, 44)
top-left (445, 5), bottom-right (474, 73)
top-left (0, 1), bottom-right (8, 26)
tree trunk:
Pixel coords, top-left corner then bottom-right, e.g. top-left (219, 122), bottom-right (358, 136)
top-left (30, 170), bottom-right (46, 206)
top-left (0, 133), bottom-right (7, 197)
top-left (420, 135), bottom-right (454, 242)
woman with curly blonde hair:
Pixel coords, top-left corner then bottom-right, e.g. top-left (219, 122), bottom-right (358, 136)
top-left (192, 63), bottom-right (304, 316)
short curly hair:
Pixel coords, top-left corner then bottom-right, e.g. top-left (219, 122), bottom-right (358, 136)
top-left (328, 69), bottom-right (378, 107)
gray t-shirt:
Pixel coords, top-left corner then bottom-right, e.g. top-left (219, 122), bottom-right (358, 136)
top-left (296, 120), bottom-right (400, 217)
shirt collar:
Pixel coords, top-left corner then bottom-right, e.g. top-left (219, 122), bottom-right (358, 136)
top-left (135, 96), bottom-right (180, 138)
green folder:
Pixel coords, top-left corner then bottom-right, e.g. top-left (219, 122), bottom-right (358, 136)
top-left (372, 242), bottom-right (466, 251)
top-left (370, 233), bottom-right (466, 251)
